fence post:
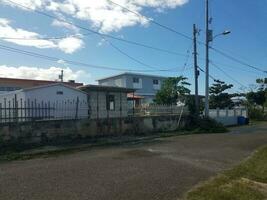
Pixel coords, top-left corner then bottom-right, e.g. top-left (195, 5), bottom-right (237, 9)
top-left (8, 100), bottom-right (11, 123)
top-left (226, 108), bottom-right (229, 117)
top-left (132, 91), bottom-right (135, 116)
top-left (4, 98), bottom-right (6, 123)
top-left (20, 98), bottom-right (23, 122)
top-left (75, 96), bottom-right (79, 120)
top-left (97, 91), bottom-right (99, 120)
top-left (14, 95), bottom-right (18, 122)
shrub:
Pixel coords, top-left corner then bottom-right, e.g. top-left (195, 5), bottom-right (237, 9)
top-left (248, 107), bottom-right (265, 121)
top-left (185, 116), bottom-right (228, 133)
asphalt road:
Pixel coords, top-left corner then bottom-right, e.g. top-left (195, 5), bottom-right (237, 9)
top-left (0, 123), bottom-right (267, 200)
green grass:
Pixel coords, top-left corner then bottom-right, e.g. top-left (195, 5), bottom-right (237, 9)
top-left (186, 146), bottom-right (267, 200)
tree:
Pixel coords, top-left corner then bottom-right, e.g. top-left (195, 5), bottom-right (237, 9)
top-left (247, 77), bottom-right (267, 112)
top-left (247, 91), bottom-right (266, 111)
top-left (209, 80), bottom-right (234, 109)
top-left (185, 95), bottom-right (204, 115)
top-left (256, 78), bottom-right (267, 91)
top-left (154, 76), bottom-right (191, 105)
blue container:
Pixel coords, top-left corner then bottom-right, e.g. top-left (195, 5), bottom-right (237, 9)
top-left (238, 116), bottom-right (246, 125)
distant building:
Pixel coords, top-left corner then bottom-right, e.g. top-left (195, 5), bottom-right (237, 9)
top-left (97, 72), bottom-right (168, 104)
top-left (0, 77), bottom-right (83, 94)
top-left (79, 85), bottom-right (135, 119)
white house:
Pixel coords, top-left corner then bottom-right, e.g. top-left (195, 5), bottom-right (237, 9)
top-left (0, 83), bottom-right (88, 122)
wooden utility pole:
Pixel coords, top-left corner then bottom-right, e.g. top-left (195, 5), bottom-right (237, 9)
top-left (59, 70), bottom-right (64, 82)
top-left (205, 0), bottom-right (210, 117)
top-left (193, 24), bottom-right (199, 116)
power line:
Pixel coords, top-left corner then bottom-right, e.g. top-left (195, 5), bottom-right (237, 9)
top-left (0, 34), bottom-right (187, 57)
top-left (107, 0), bottom-right (193, 41)
top-left (210, 59), bottom-right (263, 76)
top-left (0, 44), bottom-right (188, 73)
top-left (198, 66), bottom-right (247, 93)
top-left (3, 0), bottom-right (184, 71)
top-left (0, 32), bottom-right (93, 40)
top-left (107, 0), bottom-right (267, 75)
top-left (4, 0), bottom-right (266, 74)
top-left (198, 66), bottom-right (217, 81)
top-left (2, 0), bottom-right (188, 58)
top-left (181, 43), bottom-right (193, 77)
top-left (210, 61), bottom-right (248, 89)
top-left (101, 37), bottom-right (159, 70)
top-left (210, 46), bottom-right (267, 74)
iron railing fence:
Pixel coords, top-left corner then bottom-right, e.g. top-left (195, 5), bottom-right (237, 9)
top-left (0, 98), bottom-right (89, 124)
top-left (129, 104), bottom-right (188, 116)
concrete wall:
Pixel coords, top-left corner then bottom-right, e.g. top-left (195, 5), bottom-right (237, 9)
top-left (0, 115), bottom-right (187, 146)
top-left (87, 91), bottom-right (129, 119)
top-left (209, 108), bottom-right (248, 126)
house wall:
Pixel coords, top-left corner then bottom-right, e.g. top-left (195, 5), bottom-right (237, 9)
top-left (87, 91), bottom-right (129, 119)
top-left (99, 76), bottom-right (127, 88)
top-left (0, 85), bottom-right (89, 119)
top-left (98, 74), bottom-right (167, 103)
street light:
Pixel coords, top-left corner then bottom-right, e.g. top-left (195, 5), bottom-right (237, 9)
top-left (212, 30), bottom-right (231, 40)
top-left (204, 28), bottom-right (231, 118)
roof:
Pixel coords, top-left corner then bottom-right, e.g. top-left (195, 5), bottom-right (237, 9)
top-left (0, 83), bottom-right (88, 96)
top-left (97, 72), bottom-right (168, 81)
top-left (0, 77), bottom-right (83, 87)
top-left (127, 93), bottom-right (144, 99)
top-left (78, 84), bottom-right (136, 93)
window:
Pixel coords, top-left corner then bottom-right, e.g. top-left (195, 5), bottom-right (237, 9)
top-left (106, 95), bottom-right (115, 111)
top-left (56, 91), bottom-right (64, 95)
top-left (133, 77), bottom-right (142, 89)
top-left (153, 79), bottom-right (159, 85)
top-left (133, 77), bottom-right (139, 83)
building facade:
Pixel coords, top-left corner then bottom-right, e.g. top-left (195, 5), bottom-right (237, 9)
top-left (79, 85), bottom-right (135, 119)
top-left (0, 83), bottom-right (88, 121)
top-left (0, 77), bottom-right (83, 94)
top-left (97, 73), bottom-right (167, 104)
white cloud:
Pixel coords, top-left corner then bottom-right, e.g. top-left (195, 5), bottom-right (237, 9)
top-left (51, 19), bottom-right (79, 33)
top-left (57, 37), bottom-right (84, 54)
top-left (2, 0), bottom-right (45, 10)
top-left (0, 65), bottom-right (91, 82)
top-left (0, 18), bottom-right (83, 53)
top-left (2, 0), bottom-right (189, 33)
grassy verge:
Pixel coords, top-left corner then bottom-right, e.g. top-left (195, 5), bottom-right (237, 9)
top-left (186, 146), bottom-right (267, 200)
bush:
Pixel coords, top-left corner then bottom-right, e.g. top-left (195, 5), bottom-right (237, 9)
top-left (248, 108), bottom-right (265, 121)
top-left (185, 116), bottom-right (228, 133)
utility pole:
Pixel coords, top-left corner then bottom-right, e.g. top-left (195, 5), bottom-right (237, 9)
top-left (59, 70), bottom-right (64, 82)
top-left (205, 0), bottom-right (210, 118)
top-left (193, 24), bottom-right (199, 116)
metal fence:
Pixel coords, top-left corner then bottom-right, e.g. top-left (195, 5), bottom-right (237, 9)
top-left (129, 104), bottom-right (187, 116)
top-left (0, 98), bottom-right (89, 124)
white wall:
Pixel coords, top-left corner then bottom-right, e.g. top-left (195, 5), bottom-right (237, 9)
top-left (0, 85), bottom-right (89, 120)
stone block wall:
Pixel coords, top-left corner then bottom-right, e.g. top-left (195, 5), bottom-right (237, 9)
top-left (0, 115), bottom-right (187, 146)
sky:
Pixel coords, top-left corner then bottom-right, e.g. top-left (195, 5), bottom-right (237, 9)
top-left (0, 0), bottom-right (266, 95)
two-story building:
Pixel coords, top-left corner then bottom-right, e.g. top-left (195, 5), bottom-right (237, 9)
top-left (97, 72), bottom-right (168, 104)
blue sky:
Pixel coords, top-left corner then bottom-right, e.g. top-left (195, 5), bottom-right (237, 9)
top-left (0, 0), bottom-right (266, 95)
